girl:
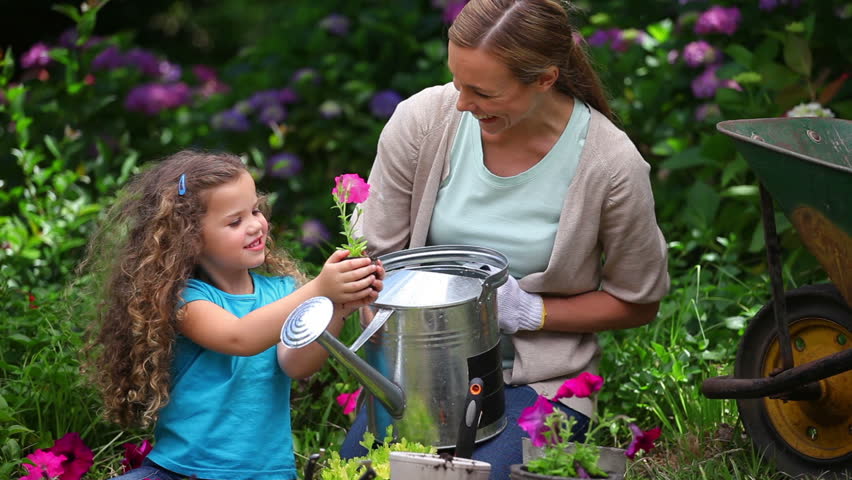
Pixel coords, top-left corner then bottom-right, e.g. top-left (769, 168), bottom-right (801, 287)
top-left (80, 150), bottom-right (382, 480)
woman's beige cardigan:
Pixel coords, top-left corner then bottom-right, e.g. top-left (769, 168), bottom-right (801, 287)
top-left (358, 83), bottom-right (670, 417)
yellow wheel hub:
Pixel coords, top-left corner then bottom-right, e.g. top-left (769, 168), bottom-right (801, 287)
top-left (762, 317), bottom-right (852, 460)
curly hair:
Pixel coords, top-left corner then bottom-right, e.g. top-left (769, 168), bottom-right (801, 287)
top-left (79, 150), bottom-right (306, 428)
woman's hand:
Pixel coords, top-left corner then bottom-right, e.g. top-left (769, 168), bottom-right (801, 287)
top-left (496, 275), bottom-right (545, 334)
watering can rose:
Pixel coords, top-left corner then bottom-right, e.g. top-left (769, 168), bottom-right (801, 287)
top-left (332, 173), bottom-right (370, 257)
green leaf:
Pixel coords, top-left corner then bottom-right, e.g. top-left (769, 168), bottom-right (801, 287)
top-left (725, 44), bottom-right (753, 68)
top-left (783, 34), bottom-right (812, 76)
top-left (660, 147), bottom-right (710, 170)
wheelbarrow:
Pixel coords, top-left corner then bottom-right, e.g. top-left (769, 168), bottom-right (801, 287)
top-left (701, 117), bottom-right (852, 479)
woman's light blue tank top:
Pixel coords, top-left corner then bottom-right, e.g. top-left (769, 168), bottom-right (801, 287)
top-left (428, 100), bottom-right (590, 279)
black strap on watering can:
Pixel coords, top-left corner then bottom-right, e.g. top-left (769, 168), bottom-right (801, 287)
top-left (454, 377), bottom-right (484, 459)
top-left (467, 341), bottom-right (505, 428)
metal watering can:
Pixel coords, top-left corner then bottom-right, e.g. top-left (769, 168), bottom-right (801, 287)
top-left (281, 245), bottom-right (509, 450)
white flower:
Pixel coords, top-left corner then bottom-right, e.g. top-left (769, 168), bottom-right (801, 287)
top-left (786, 102), bottom-right (836, 118)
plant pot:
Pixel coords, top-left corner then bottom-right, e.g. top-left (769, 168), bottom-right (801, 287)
top-left (521, 438), bottom-right (627, 476)
top-left (509, 463), bottom-right (623, 480)
top-left (389, 452), bottom-right (491, 480)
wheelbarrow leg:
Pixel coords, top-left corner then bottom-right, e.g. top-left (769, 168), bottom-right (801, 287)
top-left (760, 182), bottom-right (794, 371)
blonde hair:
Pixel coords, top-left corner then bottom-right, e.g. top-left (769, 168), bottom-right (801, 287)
top-left (448, 0), bottom-right (613, 120)
top-left (79, 150), bottom-right (305, 428)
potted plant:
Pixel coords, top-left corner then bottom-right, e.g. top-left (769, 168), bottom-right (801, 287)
top-left (510, 373), bottom-right (662, 480)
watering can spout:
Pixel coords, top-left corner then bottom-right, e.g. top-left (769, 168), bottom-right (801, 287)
top-left (280, 297), bottom-right (406, 419)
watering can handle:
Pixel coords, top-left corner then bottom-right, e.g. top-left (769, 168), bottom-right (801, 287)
top-left (349, 308), bottom-right (393, 353)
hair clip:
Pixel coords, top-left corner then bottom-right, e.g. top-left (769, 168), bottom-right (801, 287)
top-left (178, 174), bottom-right (187, 196)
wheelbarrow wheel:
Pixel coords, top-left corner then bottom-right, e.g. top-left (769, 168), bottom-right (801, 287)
top-left (735, 283), bottom-right (852, 479)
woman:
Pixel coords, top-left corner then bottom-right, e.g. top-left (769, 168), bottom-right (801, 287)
top-left (341, 0), bottom-right (669, 478)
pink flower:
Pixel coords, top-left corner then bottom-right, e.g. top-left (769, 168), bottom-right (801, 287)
top-left (625, 424), bottom-right (662, 459)
top-left (682, 40), bottom-right (718, 68)
top-left (695, 6), bottom-right (741, 36)
top-left (21, 43), bottom-right (52, 69)
top-left (121, 439), bottom-right (153, 473)
top-left (19, 449), bottom-right (66, 480)
top-left (517, 395), bottom-right (556, 447)
top-left (332, 174), bottom-right (370, 204)
top-left (552, 372), bottom-right (604, 401)
top-left (690, 65), bottom-right (741, 99)
top-left (336, 387), bottom-right (363, 415)
top-left (48, 432), bottom-right (94, 480)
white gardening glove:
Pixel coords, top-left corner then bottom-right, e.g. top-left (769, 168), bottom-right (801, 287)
top-left (496, 275), bottom-right (544, 334)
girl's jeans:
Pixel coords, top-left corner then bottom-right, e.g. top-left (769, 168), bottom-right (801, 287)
top-left (108, 458), bottom-right (187, 480)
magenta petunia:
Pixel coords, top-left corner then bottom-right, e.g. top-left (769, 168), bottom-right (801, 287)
top-left (625, 424), bottom-right (662, 459)
top-left (332, 173), bottom-right (370, 204)
top-left (336, 387), bottom-right (363, 415)
top-left (552, 372), bottom-right (604, 401)
top-left (48, 432), bottom-right (94, 480)
top-left (518, 395), bottom-right (556, 447)
top-left (20, 449), bottom-right (66, 480)
top-left (120, 439), bottom-right (153, 473)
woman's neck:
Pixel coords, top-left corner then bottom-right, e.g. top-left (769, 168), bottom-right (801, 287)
top-left (486, 91), bottom-right (575, 147)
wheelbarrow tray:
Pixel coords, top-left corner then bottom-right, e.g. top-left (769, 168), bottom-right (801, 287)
top-left (717, 117), bottom-right (852, 306)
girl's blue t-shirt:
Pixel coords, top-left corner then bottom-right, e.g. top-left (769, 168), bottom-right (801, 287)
top-left (147, 272), bottom-right (298, 480)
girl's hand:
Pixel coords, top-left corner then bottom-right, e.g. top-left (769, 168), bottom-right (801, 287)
top-left (313, 249), bottom-right (379, 306)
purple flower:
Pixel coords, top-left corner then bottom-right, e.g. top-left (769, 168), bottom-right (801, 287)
top-left (300, 219), bottom-right (331, 247)
top-left (258, 104), bottom-right (286, 124)
top-left (291, 67), bottom-right (320, 85)
top-left (192, 64), bottom-right (218, 83)
top-left (124, 83), bottom-right (191, 115)
top-left (319, 13), bottom-right (351, 36)
top-left (279, 87), bottom-right (299, 104)
top-left (21, 43), bottom-right (51, 69)
top-left (695, 6), bottom-right (741, 36)
top-left (158, 61), bottom-right (182, 82)
top-left (369, 90), bottom-right (403, 118)
top-left (517, 395), bottom-right (556, 447)
top-left (761, 0), bottom-right (803, 10)
top-left (667, 49), bottom-right (680, 64)
top-left (125, 48), bottom-right (161, 76)
top-left (691, 66), bottom-right (742, 99)
top-left (58, 28), bottom-right (101, 49)
top-left (319, 100), bottom-right (343, 119)
top-left (267, 152), bottom-right (303, 178)
top-left (92, 45), bottom-right (127, 71)
top-left (443, 0), bottom-right (469, 24)
top-left (682, 40), bottom-right (718, 67)
top-left (249, 89), bottom-right (283, 110)
top-left (587, 29), bottom-right (618, 48)
top-left (211, 109), bottom-right (251, 131)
